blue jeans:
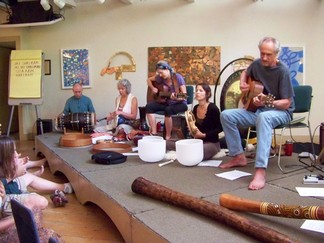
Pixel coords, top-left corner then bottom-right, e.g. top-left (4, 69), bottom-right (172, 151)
top-left (220, 108), bottom-right (291, 168)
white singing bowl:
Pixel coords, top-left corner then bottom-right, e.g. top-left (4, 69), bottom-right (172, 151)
top-left (142, 135), bottom-right (163, 140)
top-left (138, 139), bottom-right (166, 162)
top-left (176, 139), bottom-right (203, 166)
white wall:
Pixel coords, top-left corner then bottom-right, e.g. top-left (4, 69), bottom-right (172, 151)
top-left (1, 0), bottom-right (323, 139)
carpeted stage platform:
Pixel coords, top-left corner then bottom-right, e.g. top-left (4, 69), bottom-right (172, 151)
top-left (35, 132), bottom-right (324, 243)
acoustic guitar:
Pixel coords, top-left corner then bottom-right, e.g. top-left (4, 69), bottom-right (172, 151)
top-left (239, 77), bottom-right (275, 112)
top-left (146, 81), bottom-right (187, 103)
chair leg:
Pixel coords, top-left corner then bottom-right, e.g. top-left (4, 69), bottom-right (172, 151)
top-left (307, 124), bottom-right (317, 166)
top-left (276, 127), bottom-right (286, 173)
top-left (246, 127), bottom-right (252, 151)
top-left (275, 126), bottom-right (313, 173)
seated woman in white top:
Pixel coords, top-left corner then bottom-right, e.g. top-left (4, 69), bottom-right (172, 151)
top-left (95, 79), bottom-right (138, 137)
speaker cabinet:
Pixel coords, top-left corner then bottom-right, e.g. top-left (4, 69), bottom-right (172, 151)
top-left (10, 1), bottom-right (53, 24)
top-left (37, 119), bottom-right (53, 135)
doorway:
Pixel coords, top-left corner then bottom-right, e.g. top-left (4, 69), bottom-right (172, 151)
top-left (0, 37), bottom-right (19, 136)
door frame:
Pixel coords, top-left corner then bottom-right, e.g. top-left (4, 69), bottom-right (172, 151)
top-left (0, 36), bottom-right (27, 140)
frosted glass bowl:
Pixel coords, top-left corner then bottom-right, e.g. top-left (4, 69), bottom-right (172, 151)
top-left (142, 135), bottom-right (163, 140)
top-left (176, 139), bottom-right (203, 166)
top-left (138, 139), bottom-right (166, 162)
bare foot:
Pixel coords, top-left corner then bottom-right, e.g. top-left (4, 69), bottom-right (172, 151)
top-left (248, 168), bottom-right (266, 190)
top-left (27, 158), bottom-right (47, 168)
top-left (32, 165), bottom-right (44, 176)
top-left (219, 153), bottom-right (247, 169)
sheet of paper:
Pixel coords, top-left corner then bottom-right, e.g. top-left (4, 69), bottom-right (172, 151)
top-left (215, 170), bottom-right (252, 181)
top-left (301, 220), bottom-right (324, 234)
top-left (295, 187), bottom-right (324, 197)
top-left (9, 50), bottom-right (43, 98)
top-left (198, 160), bottom-right (222, 167)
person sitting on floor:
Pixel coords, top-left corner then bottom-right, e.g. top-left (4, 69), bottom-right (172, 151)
top-left (95, 79), bottom-right (138, 139)
top-left (62, 82), bottom-right (96, 115)
top-left (166, 82), bottom-right (223, 160)
top-left (18, 154), bottom-right (46, 176)
top-left (0, 135), bottom-right (73, 217)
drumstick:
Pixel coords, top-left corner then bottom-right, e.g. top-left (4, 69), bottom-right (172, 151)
top-left (158, 159), bottom-right (175, 167)
top-left (131, 177), bottom-right (298, 243)
top-left (97, 117), bottom-right (107, 122)
top-left (219, 193), bottom-right (324, 220)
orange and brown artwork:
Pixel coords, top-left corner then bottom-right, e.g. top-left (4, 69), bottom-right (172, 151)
top-left (148, 46), bottom-right (221, 85)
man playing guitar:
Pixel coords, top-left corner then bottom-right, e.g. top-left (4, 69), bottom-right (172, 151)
top-left (220, 37), bottom-right (295, 190)
top-left (146, 60), bottom-right (187, 140)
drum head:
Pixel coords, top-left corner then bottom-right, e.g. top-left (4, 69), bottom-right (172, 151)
top-left (55, 112), bottom-right (95, 133)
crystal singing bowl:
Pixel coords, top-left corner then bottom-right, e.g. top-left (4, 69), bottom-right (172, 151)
top-left (176, 139), bottom-right (203, 166)
top-left (142, 135), bottom-right (164, 140)
top-left (138, 139), bottom-right (166, 162)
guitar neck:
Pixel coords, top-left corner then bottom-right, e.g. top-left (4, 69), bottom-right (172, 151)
top-left (158, 91), bottom-right (187, 99)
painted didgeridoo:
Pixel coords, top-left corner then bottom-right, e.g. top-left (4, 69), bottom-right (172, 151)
top-left (219, 193), bottom-right (324, 220)
top-left (131, 177), bottom-right (298, 243)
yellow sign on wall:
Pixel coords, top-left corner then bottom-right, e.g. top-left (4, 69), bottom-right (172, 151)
top-left (9, 50), bottom-right (42, 98)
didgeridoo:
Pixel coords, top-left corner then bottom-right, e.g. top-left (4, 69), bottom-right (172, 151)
top-left (131, 177), bottom-right (298, 243)
top-left (220, 193), bottom-right (324, 220)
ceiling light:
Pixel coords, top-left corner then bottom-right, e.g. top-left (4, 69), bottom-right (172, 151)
top-left (40, 0), bottom-right (51, 11)
top-left (97, 0), bottom-right (105, 4)
top-left (54, 0), bottom-right (66, 9)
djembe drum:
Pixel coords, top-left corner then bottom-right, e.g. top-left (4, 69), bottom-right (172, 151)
top-left (55, 112), bottom-right (95, 133)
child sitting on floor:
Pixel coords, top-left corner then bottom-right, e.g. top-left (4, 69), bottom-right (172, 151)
top-left (0, 135), bottom-right (73, 217)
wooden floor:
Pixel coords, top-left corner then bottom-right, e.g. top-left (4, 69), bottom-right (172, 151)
top-left (16, 140), bottom-right (125, 243)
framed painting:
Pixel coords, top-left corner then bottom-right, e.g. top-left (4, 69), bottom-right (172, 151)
top-left (148, 46), bottom-right (221, 85)
top-left (61, 48), bottom-right (90, 89)
top-left (279, 46), bottom-right (304, 85)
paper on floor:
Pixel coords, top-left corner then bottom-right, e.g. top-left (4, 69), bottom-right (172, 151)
top-left (295, 187), bottom-right (324, 197)
top-left (198, 160), bottom-right (222, 167)
top-left (301, 220), bottom-right (324, 234)
top-left (215, 170), bottom-right (252, 180)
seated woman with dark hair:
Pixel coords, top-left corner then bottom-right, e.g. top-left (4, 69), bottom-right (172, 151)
top-left (146, 60), bottom-right (187, 140)
top-left (167, 82), bottom-right (223, 160)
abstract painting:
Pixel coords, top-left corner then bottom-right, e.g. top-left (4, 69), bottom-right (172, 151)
top-left (61, 48), bottom-right (90, 89)
top-left (279, 46), bottom-right (304, 85)
top-left (148, 46), bottom-right (221, 85)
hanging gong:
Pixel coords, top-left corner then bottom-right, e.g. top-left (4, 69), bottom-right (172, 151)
top-left (220, 69), bottom-right (256, 139)
top-left (220, 69), bottom-right (243, 111)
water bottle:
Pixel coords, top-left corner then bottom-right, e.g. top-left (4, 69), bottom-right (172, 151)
top-left (285, 140), bottom-right (293, 156)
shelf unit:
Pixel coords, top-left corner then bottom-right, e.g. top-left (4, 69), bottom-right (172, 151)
top-left (0, 17), bottom-right (63, 28)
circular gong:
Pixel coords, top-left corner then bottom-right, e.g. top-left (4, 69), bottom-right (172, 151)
top-left (220, 69), bottom-right (243, 111)
top-left (220, 69), bottom-right (256, 140)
